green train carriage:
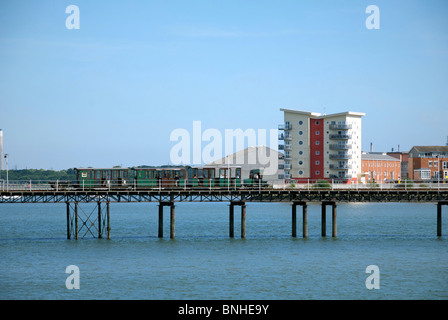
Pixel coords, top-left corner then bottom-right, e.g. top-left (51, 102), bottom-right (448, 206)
top-left (132, 167), bottom-right (187, 188)
top-left (74, 168), bottom-right (129, 189)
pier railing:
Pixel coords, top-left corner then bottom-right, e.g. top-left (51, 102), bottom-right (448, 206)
top-left (1, 179), bottom-right (448, 192)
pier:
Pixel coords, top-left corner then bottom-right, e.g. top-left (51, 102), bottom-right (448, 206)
top-left (1, 188), bottom-right (448, 239)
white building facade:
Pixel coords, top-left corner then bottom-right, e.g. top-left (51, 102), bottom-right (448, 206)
top-left (279, 109), bottom-right (365, 183)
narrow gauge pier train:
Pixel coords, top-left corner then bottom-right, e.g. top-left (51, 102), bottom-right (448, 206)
top-left (71, 166), bottom-right (267, 190)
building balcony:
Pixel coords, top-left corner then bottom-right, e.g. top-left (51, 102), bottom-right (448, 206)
top-left (329, 175), bottom-right (351, 180)
top-left (329, 144), bottom-right (352, 150)
top-left (329, 154), bottom-right (352, 160)
top-left (329, 164), bottom-right (352, 170)
top-left (329, 134), bottom-right (352, 140)
top-left (278, 133), bottom-right (292, 141)
top-left (329, 124), bottom-right (352, 130)
top-left (278, 123), bottom-right (292, 130)
top-left (279, 144), bottom-right (291, 151)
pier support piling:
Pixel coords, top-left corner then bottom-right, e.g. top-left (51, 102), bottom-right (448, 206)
top-left (332, 203), bottom-right (337, 238)
top-left (74, 202), bottom-right (78, 240)
top-left (158, 204), bottom-right (163, 238)
top-left (98, 201), bottom-right (102, 239)
top-left (158, 201), bottom-right (175, 239)
top-left (322, 202), bottom-right (337, 238)
top-left (437, 202), bottom-right (447, 237)
top-left (303, 203), bottom-right (308, 238)
top-left (106, 201), bottom-right (110, 240)
top-left (241, 204), bottom-right (246, 239)
top-left (292, 202), bottom-right (308, 238)
top-left (229, 202), bottom-right (246, 238)
top-left (321, 203), bottom-right (326, 237)
top-left (229, 204), bottom-right (234, 238)
top-left (66, 202), bottom-right (70, 240)
top-left (292, 204), bottom-right (297, 237)
top-left (170, 204), bottom-right (175, 239)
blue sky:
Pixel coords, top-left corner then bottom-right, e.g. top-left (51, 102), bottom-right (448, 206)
top-left (0, 0), bottom-right (447, 169)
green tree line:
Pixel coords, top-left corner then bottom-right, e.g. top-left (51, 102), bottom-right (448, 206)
top-left (0, 169), bottom-right (76, 181)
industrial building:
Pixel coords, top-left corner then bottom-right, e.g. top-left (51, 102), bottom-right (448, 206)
top-left (206, 145), bottom-right (285, 185)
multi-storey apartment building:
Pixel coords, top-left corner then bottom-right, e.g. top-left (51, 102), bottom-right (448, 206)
top-left (408, 146), bottom-right (448, 181)
top-left (279, 109), bottom-right (365, 183)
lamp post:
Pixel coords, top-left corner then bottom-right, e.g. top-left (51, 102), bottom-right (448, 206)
top-left (4, 154), bottom-right (8, 191)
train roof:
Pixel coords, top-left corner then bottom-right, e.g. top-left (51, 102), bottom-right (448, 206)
top-left (131, 166), bottom-right (186, 170)
top-left (74, 167), bottom-right (128, 171)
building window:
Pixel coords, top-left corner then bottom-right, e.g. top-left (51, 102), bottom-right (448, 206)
top-left (299, 170), bottom-right (303, 175)
top-left (299, 141), bottom-right (303, 145)
top-left (299, 161), bottom-right (303, 165)
top-left (299, 151), bottom-right (303, 155)
top-left (429, 161), bottom-right (432, 167)
top-left (316, 171), bottom-right (320, 175)
top-left (299, 131), bottom-right (303, 135)
top-left (316, 121), bottom-right (319, 125)
top-left (443, 161), bottom-right (448, 169)
top-left (316, 151), bottom-right (320, 155)
top-left (315, 131), bottom-right (319, 135)
top-left (315, 141), bottom-right (320, 145)
top-left (316, 161), bottom-right (320, 165)
top-left (299, 121), bottom-right (303, 125)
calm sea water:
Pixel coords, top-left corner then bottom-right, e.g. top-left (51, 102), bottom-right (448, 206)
top-left (0, 201), bottom-right (447, 300)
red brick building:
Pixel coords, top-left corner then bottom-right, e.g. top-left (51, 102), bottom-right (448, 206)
top-left (361, 152), bottom-right (401, 183)
top-left (408, 146), bottom-right (448, 181)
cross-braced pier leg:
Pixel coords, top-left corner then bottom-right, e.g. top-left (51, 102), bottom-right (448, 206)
top-left (65, 201), bottom-right (110, 240)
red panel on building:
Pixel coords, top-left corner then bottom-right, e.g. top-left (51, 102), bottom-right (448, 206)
top-left (310, 118), bottom-right (324, 180)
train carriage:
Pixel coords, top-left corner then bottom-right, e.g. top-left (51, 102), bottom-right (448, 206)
top-left (186, 166), bottom-right (242, 188)
top-left (74, 168), bottom-right (129, 189)
top-left (132, 167), bottom-right (187, 188)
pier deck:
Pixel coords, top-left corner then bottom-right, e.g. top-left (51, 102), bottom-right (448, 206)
top-left (1, 188), bottom-right (447, 239)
